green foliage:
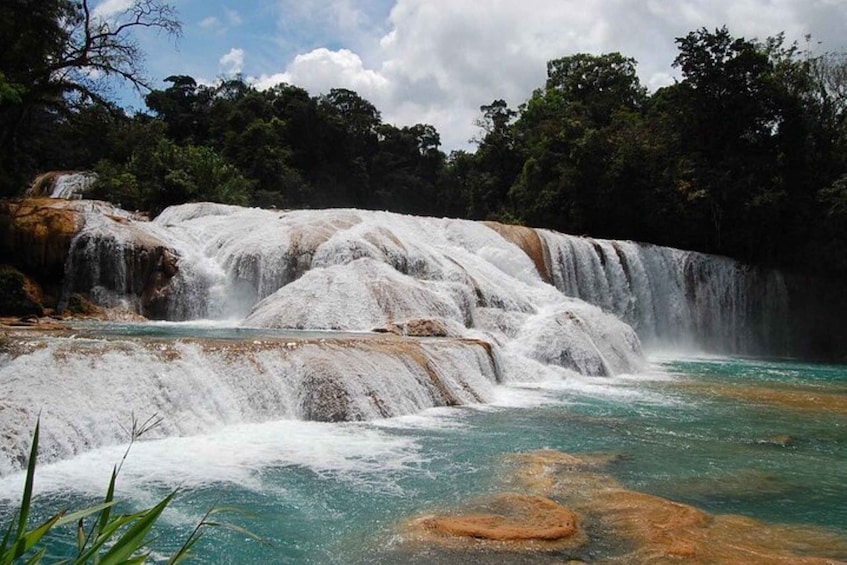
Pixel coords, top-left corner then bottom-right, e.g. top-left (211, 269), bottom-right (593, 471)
top-left (92, 134), bottom-right (253, 214)
top-left (1, 419), bottom-right (168, 564)
top-left (0, 0), bottom-right (180, 196)
top-left (4, 7), bottom-right (847, 277)
top-left (1, 418), bottom-right (260, 564)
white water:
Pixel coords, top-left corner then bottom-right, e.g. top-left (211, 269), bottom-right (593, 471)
top-left (539, 232), bottom-right (790, 354)
top-left (26, 172), bottom-right (97, 199)
top-left (0, 334), bottom-right (498, 472)
top-left (4, 201), bottom-right (787, 470)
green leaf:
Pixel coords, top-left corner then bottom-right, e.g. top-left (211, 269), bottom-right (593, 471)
top-left (97, 493), bottom-right (175, 565)
top-left (16, 420), bottom-right (40, 542)
top-left (92, 467), bottom-right (118, 544)
top-left (166, 533), bottom-right (201, 565)
top-left (3, 514), bottom-right (62, 562)
top-left (24, 547), bottom-right (45, 565)
top-left (120, 553), bottom-right (150, 565)
top-left (74, 511), bottom-right (148, 564)
top-left (54, 502), bottom-right (116, 528)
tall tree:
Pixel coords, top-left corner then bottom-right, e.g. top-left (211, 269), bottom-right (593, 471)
top-left (0, 0), bottom-right (180, 194)
top-left (509, 53), bottom-right (648, 233)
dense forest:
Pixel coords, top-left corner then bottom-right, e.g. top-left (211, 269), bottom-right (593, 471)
top-left (3, 0), bottom-right (847, 277)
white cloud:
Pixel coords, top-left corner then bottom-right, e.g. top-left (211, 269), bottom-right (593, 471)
top-left (92, 0), bottom-right (133, 19)
top-left (225, 8), bottom-right (243, 27)
top-left (253, 48), bottom-right (392, 117)
top-left (199, 16), bottom-right (220, 30)
top-left (220, 48), bottom-right (245, 75)
top-left (254, 0), bottom-right (847, 150)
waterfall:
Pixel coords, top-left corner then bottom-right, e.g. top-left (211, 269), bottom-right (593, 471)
top-left (0, 334), bottom-right (500, 472)
top-left (2, 202), bottom-right (653, 470)
top-left (26, 171), bottom-right (97, 199)
top-left (538, 231), bottom-right (790, 354)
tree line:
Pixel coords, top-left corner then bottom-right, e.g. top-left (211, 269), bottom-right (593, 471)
top-left (2, 1), bottom-right (847, 276)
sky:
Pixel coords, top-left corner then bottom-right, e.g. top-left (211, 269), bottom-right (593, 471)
top-left (107, 0), bottom-right (847, 151)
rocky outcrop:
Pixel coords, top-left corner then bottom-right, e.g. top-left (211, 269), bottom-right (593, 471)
top-left (0, 331), bottom-right (501, 468)
top-left (504, 450), bottom-right (847, 564)
top-left (0, 198), bottom-right (180, 317)
top-left (26, 171), bottom-right (96, 199)
top-left (484, 221), bottom-right (551, 283)
top-left (373, 318), bottom-right (461, 337)
top-left (408, 493), bottom-right (584, 548)
top-left (0, 199), bottom-right (85, 281)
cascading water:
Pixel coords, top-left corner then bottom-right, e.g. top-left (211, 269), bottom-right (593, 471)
top-left (0, 332), bottom-right (500, 472)
top-left (538, 231), bottom-right (790, 355)
top-left (26, 171), bottom-right (97, 199)
top-left (2, 200), bottom-right (842, 564)
top-left (3, 202), bottom-right (647, 469)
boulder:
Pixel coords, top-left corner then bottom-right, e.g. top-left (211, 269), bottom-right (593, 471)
top-left (373, 318), bottom-right (460, 337)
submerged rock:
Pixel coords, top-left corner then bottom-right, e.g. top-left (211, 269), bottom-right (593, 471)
top-left (408, 493), bottom-right (584, 548)
top-left (504, 449), bottom-right (847, 565)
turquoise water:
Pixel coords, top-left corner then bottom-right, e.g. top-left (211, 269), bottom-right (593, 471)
top-left (65, 320), bottom-right (375, 341)
top-left (1, 356), bottom-right (845, 563)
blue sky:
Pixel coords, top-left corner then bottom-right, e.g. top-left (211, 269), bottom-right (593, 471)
top-left (110, 0), bottom-right (847, 151)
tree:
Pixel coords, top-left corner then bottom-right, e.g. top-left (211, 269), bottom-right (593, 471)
top-left (0, 0), bottom-right (180, 194)
top-left (145, 75), bottom-right (213, 144)
top-left (545, 53), bottom-right (646, 125)
top-left (372, 123), bottom-right (444, 214)
top-left (661, 28), bottom-right (810, 259)
top-left (509, 53), bottom-right (649, 233)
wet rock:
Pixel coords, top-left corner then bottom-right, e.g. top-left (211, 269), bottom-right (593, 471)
top-left (0, 199), bottom-right (85, 281)
top-left (0, 198), bottom-right (180, 318)
top-left (507, 449), bottom-right (847, 565)
top-left (374, 318), bottom-right (459, 337)
top-left (26, 171), bottom-right (96, 199)
top-left (408, 493), bottom-right (585, 549)
top-left (485, 221), bottom-right (552, 283)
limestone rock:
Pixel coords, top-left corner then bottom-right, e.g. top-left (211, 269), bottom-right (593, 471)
top-left (485, 221), bottom-right (551, 283)
top-left (374, 318), bottom-right (460, 337)
top-left (0, 198), bottom-right (181, 317)
top-left (0, 198), bottom-right (85, 281)
top-left (408, 493), bottom-right (585, 549)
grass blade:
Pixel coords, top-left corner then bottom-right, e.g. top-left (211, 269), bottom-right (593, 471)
top-left (16, 420), bottom-right (40, 542)
top-left (97, 467), bottom-right (118, 535)
top-left (54, 502), bottom-right (116, 528)
top-left (4, 514), bottom-right (62, 562)
top-left (23, 547), bottom-right (45, 565)
top-left (97, 493), bottom-right (175, 565)
top-left (73, 511), bottom-right (147, 564)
